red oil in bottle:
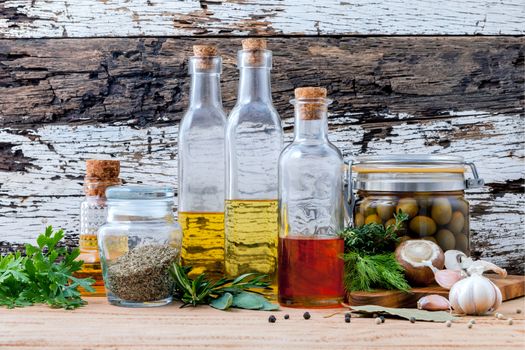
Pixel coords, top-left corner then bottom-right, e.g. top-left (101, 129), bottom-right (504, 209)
top-left (278, 236), bottom-right (345, 308)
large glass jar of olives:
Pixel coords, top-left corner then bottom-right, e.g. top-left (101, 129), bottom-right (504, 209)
top-left (350, 155), bottom-right (484, 254)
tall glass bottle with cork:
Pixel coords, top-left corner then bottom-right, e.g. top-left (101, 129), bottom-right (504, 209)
top-left (225, 39), bottom-right (283, 289)
top-left (178, 45), bottom-right (227, 279)
top-left (278, 87), bottom-right (345, 308)
top-left (75, 159), bottom-right (121, 296)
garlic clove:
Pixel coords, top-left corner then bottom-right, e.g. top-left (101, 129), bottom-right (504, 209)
top-left (444, 250), bottom-right (467, 271)
top-left (417, 295), bottom-right (451, 311)
top-left (466, 260), bottom-right (507, 277)
top-left (434, 269), bottom-right (465, 290)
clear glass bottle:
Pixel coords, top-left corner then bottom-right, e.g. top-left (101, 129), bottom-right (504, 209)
top-left (98, 185), bottom-right (182, 307)
top-left (278, 87), bottom-right (345, 308)
top-left (75, 159), bottom-right (121, 297)
top-left (225, 39), bottom-right (283, 290)
top-left (178, 45), bottom-right (226, 279)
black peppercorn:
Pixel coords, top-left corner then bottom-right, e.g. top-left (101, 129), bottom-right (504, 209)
top-left (345, 312), bottom-right (352, 318)
top-left (268, 315), bottom-right (276, 323)
top-left (380, 315), bottom-right (385, 323)
top-left (284, 314), bottom-right (290, 320)
top-left (345, 316), bottom-right (351, 323)
top-left (409, 317), bottom-right (416, 323)
top-left (303, 312), bottom-right (311, 320)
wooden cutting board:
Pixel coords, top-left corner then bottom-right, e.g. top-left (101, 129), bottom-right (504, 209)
top-left (348, 274), bottom-right (525, 308)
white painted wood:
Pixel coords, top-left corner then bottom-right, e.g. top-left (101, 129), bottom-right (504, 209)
top-left (0, 111), bottom-right (523, 269)
top-left (0, 0), bottom-right (523, 38)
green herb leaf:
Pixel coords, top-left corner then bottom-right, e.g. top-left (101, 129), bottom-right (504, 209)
top-left (210, 292), bottom-right (233, 310)
top-left (231, 291), bottom-right (265, 310)
top-left (0, 226), bottom-right (94, 310)
top-left (350, 305), bottom-right (455, 322)
top-left (343, 252), bottom-right (411, 292)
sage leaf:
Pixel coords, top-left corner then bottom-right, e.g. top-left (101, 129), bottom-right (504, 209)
top-left (210, 292), bottom-right (233, 310)
top-left (232, 292), bottom-right (265, 310)
top-left (350, 305), bottom-right (455, 322)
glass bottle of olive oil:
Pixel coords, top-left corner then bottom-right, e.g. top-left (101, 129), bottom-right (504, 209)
top-left (178, 45), bottom-right (226, 279)
top-left (225, 39), bottom-right (283, 293)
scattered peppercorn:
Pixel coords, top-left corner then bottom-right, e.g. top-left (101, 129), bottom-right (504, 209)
top-left (303, 312), bottom-right (311, 320)
top-left (375, 317), bottom-right (381, 325)
top-left (345, 316), bottom-right (351, 323)
top-left (268, 315), bottom-right (276, 323)
top-left (373, 313), bottom-right (378, 318)
top-left (284, 314), bottom-right (290, 320)
top-left (345, 312), bottom-right (352, 318)
top-left (469, 319), bottom-right (476, 325)
top-left (517, 309), bottom-right (522, 314)
top-left (379, 315), bottom-right (385, 323)
top-left (468, 323), bottom-right (473, 329)
top-left (496, 313), bottom-right (505, 320)
top-left (409, 317), bottom-right (416, 323)
top-left (508, 318), bottom-right (514, 325)
top-left (446, 320), bottom-right (452, 328)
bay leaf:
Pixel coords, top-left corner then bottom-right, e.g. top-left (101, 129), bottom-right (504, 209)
top-left (210, 292), bottom-right (233, 310)
top-left (231, 291), bottom-right (265, 310)
top-left (260, 300), bottom-right (280, 311)
top-left (350, 305), bottom-right (455, 322)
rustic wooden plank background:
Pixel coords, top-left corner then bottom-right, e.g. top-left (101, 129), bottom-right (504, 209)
top-left (0, 0), bottom-right (524, 37)
top-left (0, 2), bottom-right (523, 274)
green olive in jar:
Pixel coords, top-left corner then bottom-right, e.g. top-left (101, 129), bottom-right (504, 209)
top-left (451, 198), bottom-right (469, 217)
top-left (409, 216), bottom-right (437, 236)
top-left (377, 202), bottom-right (395, 220)
top-left (435, 229), bottom-right (456, 251)
top-left (455, 233), bottom-right (469, 253)
top-left (365, 214), bottom-right (382, 225)
top-left (354, 212), bottom-right (365, 227)
top-left (396, 198), bottom-right (418, 218)
top-left (417, 196), bottom-right (434, 209)
top-left (446, 211), bottom-right (465, 234)
top-left (431, 198), bottom-right (453, 225)
top-left (385, 218), bottom-right (396, 228)
top-left (359, 198), bottom-right (376, 216)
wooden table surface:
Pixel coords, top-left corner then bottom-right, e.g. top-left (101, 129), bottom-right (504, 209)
top-left (1, 297), bottom-right (524, 350)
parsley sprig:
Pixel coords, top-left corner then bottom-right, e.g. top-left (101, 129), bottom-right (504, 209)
top-left (0, 226), bottom-right (94, 309)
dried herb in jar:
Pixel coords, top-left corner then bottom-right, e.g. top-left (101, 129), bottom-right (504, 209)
top-left (106, 244), bottom-right (179, 302)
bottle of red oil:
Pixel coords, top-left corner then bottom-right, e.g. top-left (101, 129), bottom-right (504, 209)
top-left (277, 87), bottom-right (345, 308)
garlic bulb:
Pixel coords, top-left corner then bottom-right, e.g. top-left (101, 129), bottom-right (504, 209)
top-left (449, 273), bottom-right (502, 315)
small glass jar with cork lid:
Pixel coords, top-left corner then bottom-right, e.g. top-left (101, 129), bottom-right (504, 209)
top-left (98, 185), bottom-right (182, 307)
top-left (76, 159), bottom-right (121, 296)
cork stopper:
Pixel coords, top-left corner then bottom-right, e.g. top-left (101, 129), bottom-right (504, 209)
top-left (193, 45), bottom-right (218, 57)
top-left (192, 45), bottom-right (219, 70)
top-left (84, 159), bottom-right (121, 197)
top-left (294, 87), bottom-right (327, 100)
top-left (240, 38), bottom-right (268, 66)
top-left (241, 38), bottom-right (267, 51)
top-left (294, 87), bottom-right (328, 120)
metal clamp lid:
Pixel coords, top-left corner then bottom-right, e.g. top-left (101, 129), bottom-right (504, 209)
top-left (465, 162), bottom-right (484, 189)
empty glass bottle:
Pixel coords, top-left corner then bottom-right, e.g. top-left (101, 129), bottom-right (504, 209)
top-left (75, 159), bottom-right (121, 297)
top-left (278, 87), bottom-right (345, 308)
top-left (225, 39), bottom-right (283, 290)
top-left (178, 45), bottom-right (226, 279)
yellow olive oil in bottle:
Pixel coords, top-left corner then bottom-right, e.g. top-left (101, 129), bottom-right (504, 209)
top-left (225, 39), bottom-right (283, 294)
top-left (178, 45), bottom-right (226, 279)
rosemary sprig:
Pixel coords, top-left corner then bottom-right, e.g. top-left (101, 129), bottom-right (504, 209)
top-left (170, 263), bottom-right (276, 310)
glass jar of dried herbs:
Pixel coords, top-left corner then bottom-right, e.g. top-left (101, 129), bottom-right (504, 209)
top-left (98, 185), bottom-right (182, 307)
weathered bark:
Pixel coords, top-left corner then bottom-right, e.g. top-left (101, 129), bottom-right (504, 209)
top-left (0, 36), bottom-right (523, 273)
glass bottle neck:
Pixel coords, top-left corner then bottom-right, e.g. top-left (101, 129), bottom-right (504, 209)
top-left (294, 114), bottom-right (329, 143)
top-left (237, 67), bottom-right (272, 103)
top-left (189, 73), bottom-right (222, 108)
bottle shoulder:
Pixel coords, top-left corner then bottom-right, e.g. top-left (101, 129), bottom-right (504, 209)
top-left (227, 101), bottom-right (281, 127)
top-left (279, 141), bottom-right (344, 163)
top-left (181, 107), bottom-right (227, 128)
